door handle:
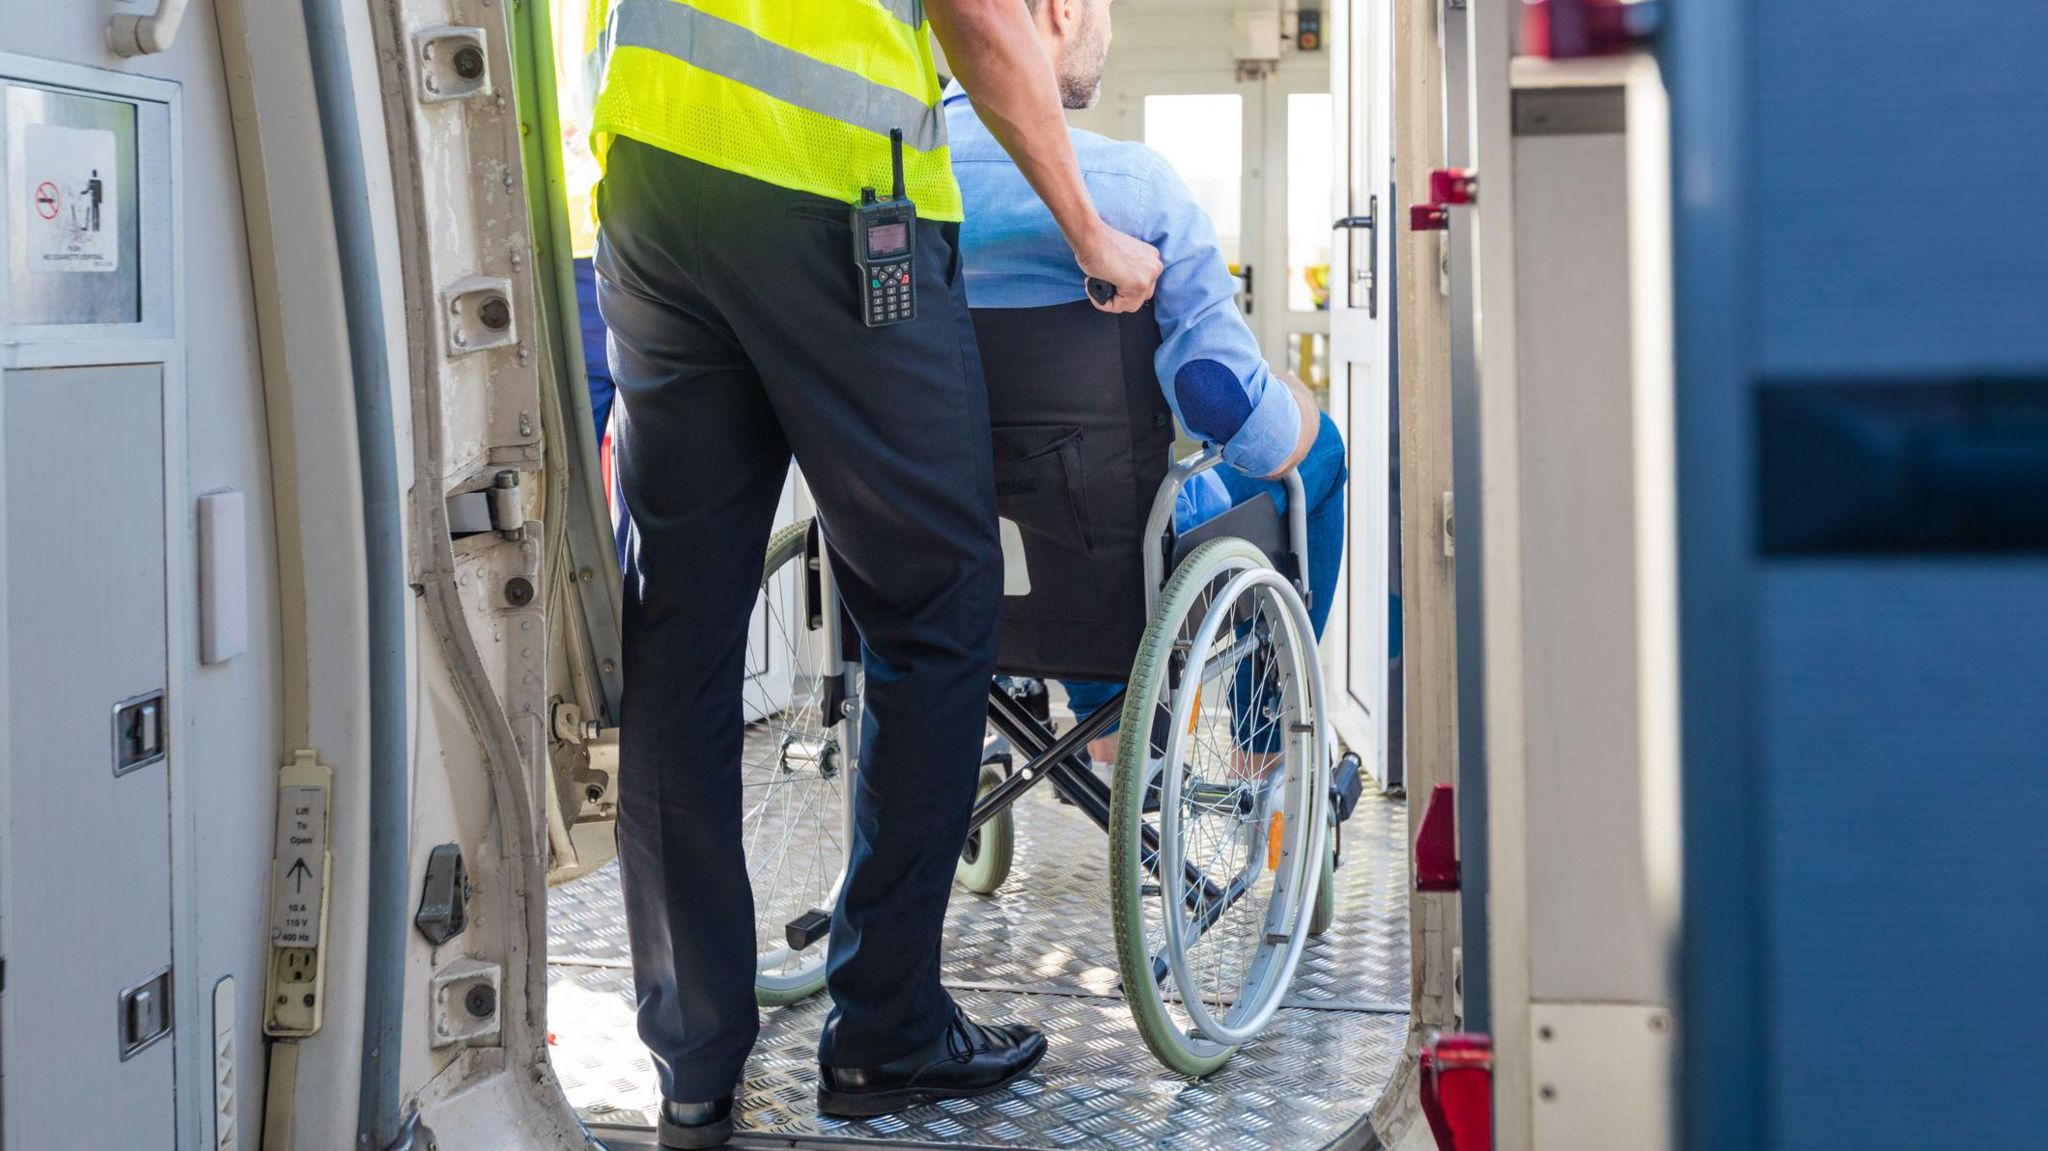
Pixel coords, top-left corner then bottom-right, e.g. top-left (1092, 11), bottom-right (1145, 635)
top-left (1334, 197), bottom-right (1379, 319)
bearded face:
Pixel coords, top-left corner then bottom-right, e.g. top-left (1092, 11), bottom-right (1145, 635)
top-left (1056, 0), bottom-right (1111, 109)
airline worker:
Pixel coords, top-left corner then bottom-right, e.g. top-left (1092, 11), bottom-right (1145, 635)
top-left (581, 1), bottom-right (1162, 1146)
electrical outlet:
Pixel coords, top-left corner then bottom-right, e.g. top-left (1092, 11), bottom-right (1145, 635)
top-left (266, 947), bottom-right (323, 1036)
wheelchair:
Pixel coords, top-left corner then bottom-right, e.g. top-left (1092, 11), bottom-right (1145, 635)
top-left (735, 302), bottom-right (1353, 1076)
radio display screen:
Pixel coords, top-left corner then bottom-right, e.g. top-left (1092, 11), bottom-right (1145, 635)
top-left (866, 222), bottom-right (909, 259)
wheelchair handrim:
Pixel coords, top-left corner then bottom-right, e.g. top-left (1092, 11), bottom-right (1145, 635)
top-left (1156, 566), bottom-right (1328, 1047)
top-left (1109, 538), bottom-right (1333, 1073)
top-left (746, 519), bottom-right (855, 1003)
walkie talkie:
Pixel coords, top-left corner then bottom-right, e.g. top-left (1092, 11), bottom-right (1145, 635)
top-left (853, 128), bottom-right (917, 327)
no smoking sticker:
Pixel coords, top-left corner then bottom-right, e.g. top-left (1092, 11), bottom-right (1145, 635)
top-left (24, 123), bottom-right (117, 273)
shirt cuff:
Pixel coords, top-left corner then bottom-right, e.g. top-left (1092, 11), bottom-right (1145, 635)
top-left (1221, 376), bottom-right (1302, 478)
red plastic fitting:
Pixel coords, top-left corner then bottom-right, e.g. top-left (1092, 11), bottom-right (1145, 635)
top-left (1419, 1032), bottom-right (1493, 1151)
top-left (1415, 782), bottom-right (1458, 891)
top-left (1429, 168), bottom-right (1478, 206)
top-left (1409, 203), bottom-right (1450, 232)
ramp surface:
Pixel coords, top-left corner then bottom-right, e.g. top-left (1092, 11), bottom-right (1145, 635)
top-left (548, 730), bottom-right (1409, 1151)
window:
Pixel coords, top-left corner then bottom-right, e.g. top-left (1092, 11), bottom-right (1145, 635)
top-left (1143, 94), bottom-right (1244, 268)
top-left (1286, 92), bottom-right (1334, 313)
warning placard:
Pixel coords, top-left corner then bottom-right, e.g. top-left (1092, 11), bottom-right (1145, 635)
top-left (24, 123), bottom-right (117, 274)
top-left (270, 784), bottom-right (329, 947)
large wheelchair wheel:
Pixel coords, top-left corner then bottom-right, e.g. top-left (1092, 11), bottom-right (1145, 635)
top-left (1109, 539), bottom-right (1330, 1076)
top-left (746, 519), bottom-right (856, 1007)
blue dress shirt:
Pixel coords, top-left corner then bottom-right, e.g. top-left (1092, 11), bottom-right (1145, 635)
top-left (943, 84), bottom-right (1304, 494)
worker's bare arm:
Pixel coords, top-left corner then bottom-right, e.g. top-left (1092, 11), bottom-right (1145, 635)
top-left (927, 0), bottom-right (1162, 311)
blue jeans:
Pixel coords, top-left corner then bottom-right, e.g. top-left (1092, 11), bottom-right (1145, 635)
top-left (1065, 411), bottom-right (1348, 747)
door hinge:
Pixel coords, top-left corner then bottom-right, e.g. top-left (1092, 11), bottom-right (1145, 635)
top-left (446, 469), bottom-right (526, 540)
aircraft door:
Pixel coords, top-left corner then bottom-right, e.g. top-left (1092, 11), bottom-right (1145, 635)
top-left (0, 64), bottom-right (179, 1150)
top-left (3, 365), bottom-right (176, 1150)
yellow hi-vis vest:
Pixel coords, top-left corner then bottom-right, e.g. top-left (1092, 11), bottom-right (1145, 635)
top-left (584, 0), bottom-right (963, 222)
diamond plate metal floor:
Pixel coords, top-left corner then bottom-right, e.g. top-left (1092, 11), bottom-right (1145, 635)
top-left (548, 750), bottom-right (1409, 1150)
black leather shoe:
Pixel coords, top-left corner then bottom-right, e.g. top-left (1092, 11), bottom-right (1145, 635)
top-left (817, 1012), bottom-right (1048, 1118)
top-left (657, 1096), bottom-right (734, 1149)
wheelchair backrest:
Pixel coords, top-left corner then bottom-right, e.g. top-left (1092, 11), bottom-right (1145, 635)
top-left (971, 301), bottom-right (1173, 682)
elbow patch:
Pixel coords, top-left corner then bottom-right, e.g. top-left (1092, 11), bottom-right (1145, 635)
top-left (1173, 359), bottom-right (1254, 444)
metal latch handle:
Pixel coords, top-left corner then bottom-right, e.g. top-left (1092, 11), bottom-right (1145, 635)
top-left (1334, 198), bottom-right (1380, 318)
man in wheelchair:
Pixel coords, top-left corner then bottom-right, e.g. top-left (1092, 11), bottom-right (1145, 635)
top-left (900, 0), bottom-right (1359, 1078)
top-left (944, 0), bottom-right (1350, 764)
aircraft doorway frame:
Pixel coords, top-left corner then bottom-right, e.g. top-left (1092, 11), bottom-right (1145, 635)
top-left (1326, 0), bottom-right (1397, 787)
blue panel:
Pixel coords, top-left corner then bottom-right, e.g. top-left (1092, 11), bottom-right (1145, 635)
top-left (1756, 3), bottom-right (2048, 376)
top-left (1762, 565), bottom-right (2048, 1146)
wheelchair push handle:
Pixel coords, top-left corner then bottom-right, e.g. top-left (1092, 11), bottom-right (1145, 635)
top-left (1085, 277), bottom-right (1119, 306)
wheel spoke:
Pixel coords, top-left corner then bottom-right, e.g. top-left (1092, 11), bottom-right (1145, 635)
top-left (741, 525), bottom-right (854, 998)
top-left (1118, 550), bottom-right (1324, 1060)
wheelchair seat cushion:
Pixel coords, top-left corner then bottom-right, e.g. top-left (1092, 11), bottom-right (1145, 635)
top-left (972, 301), bottom-right (1173, 682)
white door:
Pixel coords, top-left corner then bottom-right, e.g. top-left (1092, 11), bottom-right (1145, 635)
top-left (1099, 75), bottom-right (1262, 324)
top-left (1253, 75), bottom-right (1337, 391)
top-left (3, 364), bottom-right (178, 1150)
top-left (2, 67), bottom-right (183, 1150)
top-left (1106, 73), bottom-right (1337, 382)
top-left (1326, 0), bottom-right (1396, 785)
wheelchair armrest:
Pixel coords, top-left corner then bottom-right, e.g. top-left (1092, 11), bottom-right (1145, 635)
top-left (1143, 446), bottom-right (1226, 611)
top-left (1144, 445), bottom-right (1315, 613)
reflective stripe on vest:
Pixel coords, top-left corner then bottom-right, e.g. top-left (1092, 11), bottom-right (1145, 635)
top-left (588, 0), bottom-right (962, 221)
top-left (875, 0), bottom-right (921, 26)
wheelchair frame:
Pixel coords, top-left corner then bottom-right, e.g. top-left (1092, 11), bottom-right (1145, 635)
top-left (949, 444), bottom-right (1316, 943)
top-left (971, 443), bottom-right (1311, 820)
top-left (768, 442), bottom-right (1337, 1069)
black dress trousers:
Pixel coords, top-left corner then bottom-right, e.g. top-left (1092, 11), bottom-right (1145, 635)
top-left (595, 137), bottom-right (1000, 1101)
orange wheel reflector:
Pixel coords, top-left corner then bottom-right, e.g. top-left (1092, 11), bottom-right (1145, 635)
top-left (1268, 812), bottom-right (1285, 871)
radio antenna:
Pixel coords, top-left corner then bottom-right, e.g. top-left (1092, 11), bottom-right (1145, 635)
top-left (890, 128), bottom-right (907, 201)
